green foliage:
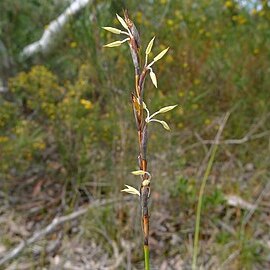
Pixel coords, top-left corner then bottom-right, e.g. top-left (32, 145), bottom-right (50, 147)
top-left (216, 231), bottom-right (231, 245)
top-left (203, 188), bottom-right (225, 209)
top-left (0, 0), bottom-right (66, 58)
top-left (171, 177), bottom-right (196, 202)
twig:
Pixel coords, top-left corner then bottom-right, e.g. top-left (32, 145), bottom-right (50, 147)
top-left (183, 112), bottom-right (270, 155)
top-left (242, 180), bottom-right (270, 226)
top-left (194, 132), bottom-right (208, 155)
top-left (200, 130), bottom-right (270, 145)
top-left (0, 198), bottom-right (123, 266)
top-left (93, 228), bottom-right (124, 270)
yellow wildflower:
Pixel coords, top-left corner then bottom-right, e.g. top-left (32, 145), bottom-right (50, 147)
top-left (177, 122), bottom-right (184, 128)
top-left (80, 99), bottom-right (93, 110)
top-left (224, 1), bottom-right (233, 8)
top-left (251, 9), bottom-right (257, 16)
top-left (136, 11), bottom-right (143, 24)
top-left (167, 19), bottom-right (174, 26)
top-left (159, 44), bottom-right (166, 51)
top-left (253, 48), bottom-right (259, 55)
top-left (165, 54), bottom-right (173, 64)
top-left (237, 15), bottom-right (247, 25)
top-left (183, 62), bottom-right (188, 69)
top-left (175, 10), bottom-right (184, 20)
top-left (259, 10), bottom-right (265, 17)
top-left (33, 141), bottom-right (46, 150)
top-left (194, 79), bottom-right (200, 85)
top-left (199, 28), bottom-right (204, 35)
top-left (178, 90), bottom-right (185, 97)
top-left (70, 42), bottom-right (77, 48)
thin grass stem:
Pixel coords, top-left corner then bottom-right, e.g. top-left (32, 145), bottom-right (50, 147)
top-left (192, 142), bottom-right (219, 270)
top-left (192, 112), bottom-right (230, 270)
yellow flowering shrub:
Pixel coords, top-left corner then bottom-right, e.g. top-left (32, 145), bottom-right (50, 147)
top-left (0, 100), bottom-right (17, 129)
top-left (9, 65), bottom-right (64, 120)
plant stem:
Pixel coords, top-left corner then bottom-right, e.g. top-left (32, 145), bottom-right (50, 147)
top-left (192, 112), bottom-right (230, 270)
top-left (144, 245), bottom-right (150, 270)
top-left (192, 142), bottom-right (219, 270)
top-left (123, 11), bottom-right (151, 268)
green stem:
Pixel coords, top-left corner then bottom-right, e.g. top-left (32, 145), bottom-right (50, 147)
top-left (192, 142), bottom-right (219, 270)
top-left (192, 112), bottom-right (229, 270)
top-left (144, 245), bottom-right (150, 270)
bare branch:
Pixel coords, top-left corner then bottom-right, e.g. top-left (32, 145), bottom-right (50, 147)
top-left (182, 113), bottom-right (270, 155)
top-left (200, 130), bottom-right (270, 145)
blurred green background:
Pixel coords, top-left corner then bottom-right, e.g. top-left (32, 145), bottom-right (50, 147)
top-left (0, 0), bottom-right (270, 269)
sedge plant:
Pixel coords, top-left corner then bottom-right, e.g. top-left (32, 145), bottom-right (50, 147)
top-left (103, 11), bottom-right (177, 269)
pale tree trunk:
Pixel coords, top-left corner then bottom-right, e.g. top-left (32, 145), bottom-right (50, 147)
top-left (21, 0), bottom-right (93, 58)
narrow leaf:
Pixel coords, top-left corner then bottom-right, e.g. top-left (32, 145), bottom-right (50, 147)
top-left (150, 71), bottom-right (158, 88)
top-left (121, 185), bottom-right (140, 196)
top-left (116, 14), bottom-right (129, 31)
top-left (131, 170), bottom-right (145, 175)
top-left (153, 47), bottom-right (170, 62)
top-left (103, 40), bottom-right (122, 47)
top-left (146, 37), bottom-right (155, 55)
top-left (102, 27), bottom-right (122, 34)
top-left (158, 105), bottom-right (178, 114)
